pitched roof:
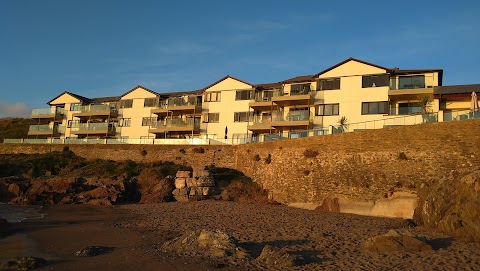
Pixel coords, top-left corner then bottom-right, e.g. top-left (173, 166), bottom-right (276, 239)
top-left (255, 82), bottom-right (283, 90)
top-left (281, 75), bottom-right (315, 84)
top-left (391, 68), bottom-right (443, 75)
top-left (91, 96), bottom-right (120, 103)
top-left (313, 57), bottom-right (390, 78)
top-left (47, 91), bottom-right (92, 105)
top-left (120, 85), bottom-right (159, 98)
top-left (434, 84), bottom-right (480, 95)
top-left (202, 75), bottom-right (255, 91)
top-left (160, 89), bottom-right (204, 97)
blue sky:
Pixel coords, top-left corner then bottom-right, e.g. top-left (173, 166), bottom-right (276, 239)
top-left (1, 0), bottom-right (479, 117)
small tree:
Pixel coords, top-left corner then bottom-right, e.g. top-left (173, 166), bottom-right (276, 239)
top-left (418, 94), bottom-right (436, 123)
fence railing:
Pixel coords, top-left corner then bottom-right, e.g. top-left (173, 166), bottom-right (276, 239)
top-left (5, 109), bottom-right (480, 145)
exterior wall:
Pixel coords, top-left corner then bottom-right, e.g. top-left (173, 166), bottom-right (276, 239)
top-left (49, 93), bottom-right (82, 138)
top-left (119, 88), bottom-right (158, 139)
top-left (203, 78), bottom-right (254, 139)
top-left (315, 60), bottom-right (390, 129)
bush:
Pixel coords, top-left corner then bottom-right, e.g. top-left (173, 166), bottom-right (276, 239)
top-left (304, 149), bottom-right (319, 158)
top-left (179, 148), bottom-right (186, 154)
top-left (192, 147), bottom-right (205, 154)
top-left (398, 152), bottom-right (408, 160)
top-left (254, 154), bottom-right (261, 161)
top-left (265, 154), bottom-right (272, 164)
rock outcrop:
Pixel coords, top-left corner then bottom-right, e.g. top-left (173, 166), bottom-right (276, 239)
top-left (256, 245), bottom-right (303, 267)
top-left (162, 230), bottom-right (248, 261)
top-left (139, 176), bottom-right (175, 204)
top-left (414, 170), bottom-right (480, 243)
top-left (362, 229), bottom-right (432, 252)
top-left (0, 257), bottom-right (47, 270)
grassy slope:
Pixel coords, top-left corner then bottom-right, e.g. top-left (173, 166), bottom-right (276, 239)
top-left (0, 118), bottom-right (29, 142)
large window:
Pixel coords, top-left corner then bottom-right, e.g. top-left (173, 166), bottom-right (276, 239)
top-left (235, 90), bottom-right (254, 100)
top-left (316, 78), bottom-right (340, 90)
top-left (290, 84), bottom-right (311, 95)
top-left (398, 75), bottom-right (425, 89)
top-left (142, 117), bottom-right (156, 126)
top-left (118, 118), bottom-right (131, 127)
top-left (119, 99), bottom-right (133, 108)
top-left (203, 113), bottom-right (219, 123)
top-left (362, 101), bottom-right (389, 114)
top-left (234, 112), bottom-right (252, 122)
top-left (315, 103), bottom-right (339, 116)
top-left (204, 92), bottom-right (221, 102)
top-left (70, 103), bottom-right (82, 111)
top-left (144, 98), bottom-right (157, 107)
top-left (362, 74), bottom-right (389, 88)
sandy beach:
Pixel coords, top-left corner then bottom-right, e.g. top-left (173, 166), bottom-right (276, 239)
top-left (2, 201), bottom-right (480, 270)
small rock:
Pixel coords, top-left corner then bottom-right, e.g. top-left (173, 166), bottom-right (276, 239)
top-left (75, 246), bottom-right (113, 257)
top-left (176, 171), bottom-right (191, 178)
top-left (196, 176), bottom-right (215, 187)
top-left (0, 257), bottom-right (47, 270)
top-left (257, 245), bottom-right (303, 267)
top-left (175, 178), bottom-right (186, 189)
top-left (362, 229), bottom-right (432, 252)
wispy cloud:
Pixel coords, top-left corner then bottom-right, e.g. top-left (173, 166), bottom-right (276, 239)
top-left (0, 100), bottom-right (31, 118)
top-left (155, 41), bottom-right (212, 55)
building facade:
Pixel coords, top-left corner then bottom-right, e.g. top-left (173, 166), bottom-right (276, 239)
top-left (25, 58), bottom-right (479, 144)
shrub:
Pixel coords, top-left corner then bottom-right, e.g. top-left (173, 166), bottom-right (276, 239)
top-left (304, 149), bottom-right (319, 158)
top-left (265, 154), bottom-right (272, 164)
top-left (192, 147), bottom-right (205, 154)
top-left (254, 154), bottom-right (261, 161)
top-left (398, 152), bottom-right (408, 160)
top-left (179, 148), bottom-right (186, 154)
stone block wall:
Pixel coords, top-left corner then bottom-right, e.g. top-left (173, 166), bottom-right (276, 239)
top-left (1, 120), bottom-right (480, 206)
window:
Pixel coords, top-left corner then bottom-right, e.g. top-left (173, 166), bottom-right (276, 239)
top-left (398, 75), bottom-right (425, 89)
top-left (290, 84), bottom-right (311, 95)
top-left (118, 118), bottom-right (131, 127)
top-left (235, 90), bottom-right (254, 100)
top-left (67, 120), bottom-right (79, 128)
top-left (234, 112), bottom-right (252, 122)
top-left (316, 78), bottom-right (340, 90)
top-left (362, 101), bottom-right (389, 114)
top-left (362, 74), bottom-right (389, 88)
top-left (142, 117), bottom-right (156, 126)
top-left (204, 92), bottom-right (221, 102)
top-left (315, 104), bottom-right (339, 116)
top-left (119, 99), bottom-right (133, 108)
top-left (203, 113), bottom-right (219, 123)
top-left (144, 98), bottom-right (157, 107)
top-left (70, 103), bottom-right (82, 111)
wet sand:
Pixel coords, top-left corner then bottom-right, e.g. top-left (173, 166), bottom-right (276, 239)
top-left (3, 201), bottom-right (480, 270)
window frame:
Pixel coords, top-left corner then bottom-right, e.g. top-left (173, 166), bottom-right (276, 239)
top-left (118, 118), bottom-right (131, 127)
top-left (361, 101), bottom-right (389, 115)
top-left (119, 99), bottom-right (133, 109)
top-left (235, 90), bottom-right (254, 101)
top-left (204, 91), bottom-right (221, 102)
top-left (203, 113), bottom-right (220, 123)
top-left (141, 117), bottom-right (156, 126)
top-left (233, 112), bottom-right (252, 122)
top-left (316, 77), bottom-right (341, 90)
top-left (315, 103), bottom-right (339, 116)
top-left (362, 74), bottom-right (390, 88)
top-left (144, 98), bottom-right (158, 107)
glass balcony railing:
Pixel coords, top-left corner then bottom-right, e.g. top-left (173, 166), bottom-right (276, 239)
top-left (254, 90), bottom-right (281, 102)
top-left (150, 118), bottom-right (200, 129)
top-left (389, 107), bottom-right (423, 115)
top-left (71, 123), bottom-right (115, 133)
top-left (77, 104), bottom-right (118, 114)
top-left (272, 111), bottom-right (311, 122)
top-left (31, 107), bottom-right (64, 116)
top-left (28, 124), bottom-right (64, 134)
top-left (155, 98), bottom-right (202, 109)
top-left (251, 116), bottom-right (271, 125)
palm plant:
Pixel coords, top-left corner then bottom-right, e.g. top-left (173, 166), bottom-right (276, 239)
top-left (338, 116), bottom-right (349, 133)
top-left (418, 94), bottom-right (433, 114)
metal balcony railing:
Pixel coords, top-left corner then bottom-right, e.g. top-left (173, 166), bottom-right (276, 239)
top-left (28, 124), bottom-right (64, 133)
top-left (150, 118), bottom-right (200, 129)
top-left (77, 104), bottom-right (118, 114)
top-left (71, 123), bottom-right (115, 132)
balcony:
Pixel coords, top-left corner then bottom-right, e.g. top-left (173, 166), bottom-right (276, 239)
top-left (151, 99), bottom-right (202, 116)
top-left (70, 123), bottom-right (116, 136)
top-left (271, 90), bottom-right (315, 106)
top-left (247, 117), bottom-right (274, 133)
top-left (249, 91), bottom-right (280, 111)
top-left (72, 104), bottom-right (118, 118)
top-left (27, 124), bottom-right (64, 136)
top-left (31, 108), bottom-right (64, 120)
top-left (270, 111), bottom-right (312, 129)
top-left (149, 118), bottom-right (200, 134)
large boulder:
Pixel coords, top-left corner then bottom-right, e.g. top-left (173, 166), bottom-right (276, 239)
top-left (140, 176), bottom-right (175, 204)
top-left (315, 197), bottom-right (340, 212)
top-left (162, 230), bottom-right (248, 260)
top-left (362, 229), bottom-right (432, 252)
top-left (0, 177), bottom-right (29, 202)
top-left (414, 170), bottom-right (480, 243)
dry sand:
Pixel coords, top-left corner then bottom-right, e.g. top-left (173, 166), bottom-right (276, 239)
top-left (3, 201), bottom-right (480, 270)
